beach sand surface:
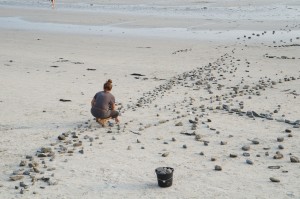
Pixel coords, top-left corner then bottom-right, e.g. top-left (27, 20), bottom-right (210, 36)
top-left (0, 0), bottom-right (299, 198)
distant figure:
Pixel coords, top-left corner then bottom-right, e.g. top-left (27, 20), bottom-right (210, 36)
top-left (91, 79), bottom-right (120, 125)
top-left (51, 0), bottom-right (55, 8)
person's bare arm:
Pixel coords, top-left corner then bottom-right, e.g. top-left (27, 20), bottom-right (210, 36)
top-left (111, 103), bottom-right (116, 111)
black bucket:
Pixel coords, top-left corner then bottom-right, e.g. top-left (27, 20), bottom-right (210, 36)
top-left (155, 167), bottom-right (174, 188)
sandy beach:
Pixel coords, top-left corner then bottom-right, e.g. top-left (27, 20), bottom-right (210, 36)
top-left (0, 0), bottom-right (299, 198)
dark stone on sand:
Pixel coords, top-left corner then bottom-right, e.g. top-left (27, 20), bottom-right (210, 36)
top-left (79, 149), bottom-right (84, 154)
top-left (285, 129), bottom-right (291, 133)
top-left (251, 140), bottom-right (259, 145)
top-left (200, 152), bottom-right (204, 156)
top-left (58, 135), bottom-right (66, 140)
top-left (229, 153), bottom-right (238, 158)
top-left (211, 157), bottom-right (216, 161)
top-left (278, 145), bottom-right (284, 149)
top-left (268, 166), bottom-right (280, 169)
top-left (59, 99), bottom-right (71, 102)
top-left (290, 156), bottom-right (299, 163)
top-left (277, 137), bottom-right (284, 142)
top-left (175, 122), bottom-right (183, 126)
top-left (37, 153), bottom-right (47, 158)
top-left (243, 152), bottom-right (250, 157)
top-left (246, 159), bottom-right (253, 165)
top-left (270, 177), bottom-right (280, 183)
top-left (183, 144), bottom-right (187, 149)
top-left (19, 160), bottom-right (27, 167)
top-left (162, 152), bottom-right (169, 157)
top-left (242, 145), bottom-right (250, 151)
top-left (220, 141), bottom-right (227, 145)
top-left (215, 165), bottom-right (222, 171)
top-left (273, 152), bottom-right (283, 159)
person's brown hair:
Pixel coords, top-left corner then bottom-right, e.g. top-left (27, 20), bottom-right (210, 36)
top-left (103, 79), bottom-right (113, 91)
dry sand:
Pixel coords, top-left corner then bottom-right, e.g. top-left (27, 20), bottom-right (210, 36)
top-left (0, 0), bottom-right (299, 198)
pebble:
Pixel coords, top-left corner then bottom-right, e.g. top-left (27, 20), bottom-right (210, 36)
top-left (273, 152), bottom-right (283, 159)
top-left (19, 160), bottom-right (27, 167)
top-left (162, 152), bottom-right (169, 157)
top-left (242, 145), bottom-right (250, 151)
top-left (172, 137), bottom-right (176, 142)
top-left (285, 129), bottom-right (291, 133)
top-left (251, 140), bottom-right (259, 145)
top-left (220, 141), bottom-right (227, 145)
top-left (277, 137), bottom-right (284, 142)
top-left (268, 166), bottom-right (280, 169)
top-left (269, 177), bottom-right (280, 183)
top-left (230, 153), bottom-right (238, 158)
top-left (211, 157), bottom-right (216, 161)
top-left (243, 152), bottom-right (250, 157)
top-left (195, 134), bottom-right (202, 141)
top-left (200, 152), bottom-right (204, 156)
top-left (175, 122), bottom-right (183, 126)
top-left (278, 145), bottom-right (284, 149)
top-left (246, 159), bottom-right (253, 165)
top-left (215, 165), bottom-right (222, 171)
top-left (290, 156), bottom-right (299, 163)
top-left (137, 139), bottom-right (141, 143)
top-left (57, 135), bottom-right (66, 140)
top-left (183, 144), bottom-right (187, 149)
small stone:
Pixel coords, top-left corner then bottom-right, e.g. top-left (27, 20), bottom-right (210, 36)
top-left (183, 144), bottom-right (187, 149)
top-left (242, 145), bottom-right (250, 151)
top-left (290, 156), bottom-right (299, 163)
top-left (162, 152), bottom-right (169, 157)
top-left (79, 149), bottom-right (84, 154)
top-left (220, 141), bottom-right (227, 145)
top-left (277, 137), bottom-right (284, 142)
top-left (172, 137), bottom-right (176, 142)
top-left (246, 159), bottom-right (253, 165)
top-left (19, 160), bottom-right (27, 167)
top-left (215, 165), bottom-right (222, 171)
top-left (195, 134), bottom-right (202, 141)
top-left (243, 152), bottom-right (250, 157)
top-left (288, 134), bottom-right (293, 137)
top-left (127, 146), bottom-right (132, 150)
top-left (112, 136), bottom-right (116, 140)
top-left (268, 166), bottom-right (280, 169)
top-left (200, 152), bottom-right (204, 156)
top-left (229, 153), bottom-right (238, 158)
top-left (175, 122), bottom-right (183, 126)
top-left (251, 140), bottom-right (259, 145)
top-left (278, 145), bottom-right (284, 149)
top-left (211, 157), bottom-right (216, 161)
top-left (137, 139), bottom-right (141, 143)
top-left (285, 129), bottom-right (291, 133)
top-left (58, 135), bottom-right (65, 140)
top-left (141, 146), bottom-right (145, 149)
top-left (273, 152), bottom-right (283, 159)
top-left (270, 177), bottom-right (280, 183)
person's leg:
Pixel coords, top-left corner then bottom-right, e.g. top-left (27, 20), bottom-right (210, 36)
top-left (110, 110), bottom-right (120, 123)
